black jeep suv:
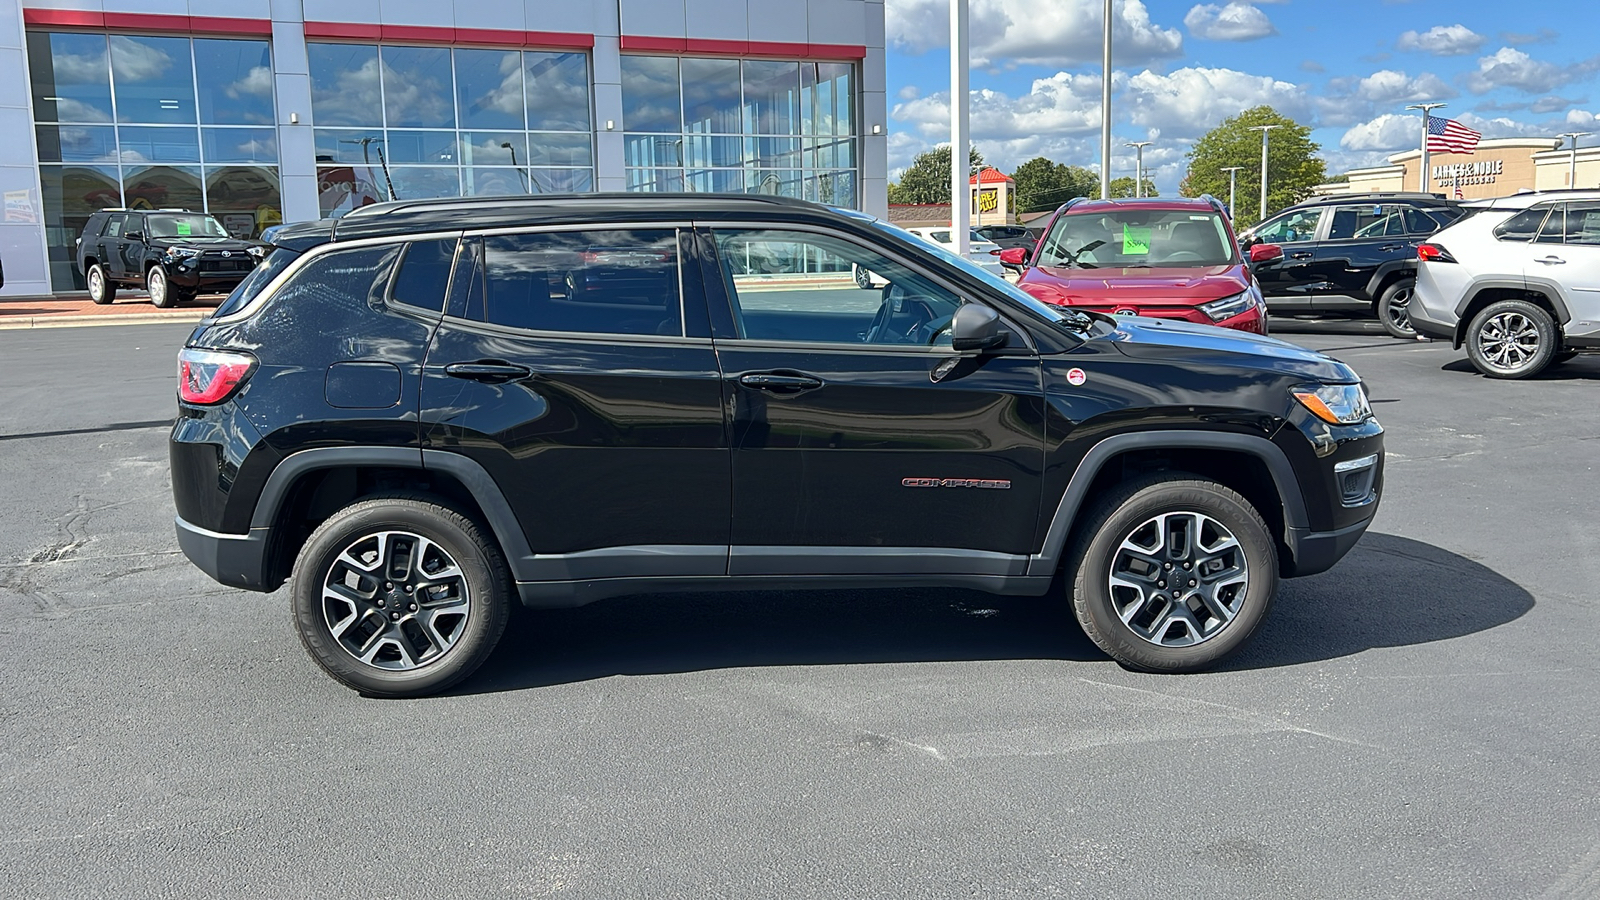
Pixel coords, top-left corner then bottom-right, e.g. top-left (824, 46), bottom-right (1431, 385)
top-left (76, 209), bottom-right (262, 307)
top-left (171, 194), bottom-right (1384, 697)
top-left (1239, 192), bottom-right (1463, 338)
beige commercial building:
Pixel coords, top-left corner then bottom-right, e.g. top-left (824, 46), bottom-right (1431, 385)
top-left (1316, 137), bottom-right (1600, 199)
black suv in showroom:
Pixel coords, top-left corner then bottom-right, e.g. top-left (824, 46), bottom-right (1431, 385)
top-left (75, 209), bottom-right (262, 307)
top-left (1239, 192), bottom-right (1463, 338)
top-left (171, 194), bottom-right (1384, 697)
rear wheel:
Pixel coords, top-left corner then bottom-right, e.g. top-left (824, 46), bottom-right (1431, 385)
top-left (86, 264), bottom-right (115, 304)
top-left (146, 266), bottom-right (174, 308)
top-left (1377, 278), bottom-right (1416, 339)
top-left (1466, 299), bottom-right (1557, 379)
top-left (291, 495), bottom-right (512, 697)
top-left (1067, 474), bottom-right (1278, 673)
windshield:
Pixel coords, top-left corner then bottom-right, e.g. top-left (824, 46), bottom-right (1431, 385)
top-left (1038, 209), bottom-right (1236, 269)
top-left (869, 220), bottom-right (1101, 334)
top-left (146, 214), bottom-right (231, 239)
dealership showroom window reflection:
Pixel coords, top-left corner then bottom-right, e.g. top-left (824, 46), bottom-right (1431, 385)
top-left (27, 32), bottom-right (281, 290)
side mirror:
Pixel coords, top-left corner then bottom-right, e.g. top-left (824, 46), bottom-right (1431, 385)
top-left (125, 230), bottom-right (144, 242)
top-left (998, 247), bottom-right (1029, 267)
top-left (951, 303), bottom-right (1009, 353)
top-left (1249, 243), bottom-right (1284, 264)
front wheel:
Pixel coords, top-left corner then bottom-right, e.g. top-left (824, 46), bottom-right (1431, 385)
top-left (290, 495), bottom-right (512, 697)
top-left (1067, 475), bottom-right (1279, 673)
top-left (1377, 279), bottom-right (1416, 339)
top-left (146, 266), bottom-right (174, 308)
top-left (1466, 299), bottom-right (1557, 379)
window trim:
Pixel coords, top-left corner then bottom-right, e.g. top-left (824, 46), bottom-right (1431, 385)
top-left (1493, 204), bottom-right (1555, 244)
top-left (383, 234), bottom-right (463, 317)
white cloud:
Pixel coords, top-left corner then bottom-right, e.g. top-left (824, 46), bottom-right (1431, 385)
top-left (108, 36), bottom-right (175, 83)
top-left (885, 0), bottom-right (1183, 68)
top-left (1465, 47), bottom-right (1594, 94)
top-left (1566, 109), bottom-right (1600, 129)
top-left (1396, 24), bottom-right (1485, 56)
top-left (1455, 112), bottom-right (1547, 139)
top-left (1184, 3), bottom-right (1277, 42)
top-left (1340, 113), bottom-right (1420, 151)
top-left (1355, 69), bottom-right (1456, 104)
top-left (1123, 66), bottom-right (1309, 136)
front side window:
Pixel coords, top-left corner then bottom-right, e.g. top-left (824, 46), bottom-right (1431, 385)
top-left (1252, 208), bottom-right (1323, 245)
top-left (1038, 209), bottom-right (1236, 268)
top-left (467, 230), bottom-right (682, 337)
top-left (1494, 206), bottom-right (1552, 243)
top-left (714, 228), bottom-right (962, 346)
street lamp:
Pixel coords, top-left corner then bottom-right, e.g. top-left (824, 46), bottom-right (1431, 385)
top-left (339, 137), bottom-right (395, 201)
top-left (1559, 132), bottom-right (1592, 188)
top-left (1100, 0), bottom-right (1112, 200)
top-left (1249, 124), bottom-right (1279, 221)
top-left (1125, 141), bottom-right (1152, 198)
top-left (1221, 166), bottom-right (1243, 220)
top-left (1407, 102), bottom-right (1447, 194)
top-left (500, 142), bottom-right (529, 193)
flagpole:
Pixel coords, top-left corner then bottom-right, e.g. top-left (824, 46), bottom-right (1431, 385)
top-left (1407, 102), bottom-right (1447, 194)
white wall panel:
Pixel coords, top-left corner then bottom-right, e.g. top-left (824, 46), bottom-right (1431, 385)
top-left (192, 0), bottom-right (270, 18)
top-left (301, 0), bottom-right (378, 24)
top-left (618, 0), bottom-right (684, 38)
top-left (685, 0), bottom-right (745, 42)
top-left (806, 0), bottom-right (861, 46)
top-left (378, 0), bottom-right (453, 28)
top-left (269, 0), bottom-right (304, 22)
top-left (455, 1), bottom-right (524, 31)
top-left (747, 0), bottom-right (804, 45)
top-left (270, 20), bottom-right (307, 74)
top-left (526, 0), bottom-right (602, 37)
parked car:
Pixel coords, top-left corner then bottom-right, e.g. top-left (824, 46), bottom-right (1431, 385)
top-left (1237, 192), bottom-right (1463, 338)
top-left (1000, 197), bottom-right (1269, 335)
top-left (901, 226), bottom-right (1008, 278)
top-left (975, 223), bottom-right (1040, 252)
top-left (75, 208), bottom-right (263, 307)
top-left (1411, 189), bottom-right (1600, 378)
top-left (172, 193), bottom-right (1383, 697)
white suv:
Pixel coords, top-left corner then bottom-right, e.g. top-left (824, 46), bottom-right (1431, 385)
top-left (1412, 190), bottom-right (1600, 378)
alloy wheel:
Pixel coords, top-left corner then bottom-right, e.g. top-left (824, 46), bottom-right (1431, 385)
top-left (88, 266), bottom-right (104, 300)
top-left (320, 530), bottom-right (472, 670)
top-left (1478, 311), bottom-right (1541, 371)
top-left (1383, 286), bottom-right (1413, 334)
top-left (1107, 511), bottom-right (1249, 648)
top-left (148, 268), bottom-right (166, 306)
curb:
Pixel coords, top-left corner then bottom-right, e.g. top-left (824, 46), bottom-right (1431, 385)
top-left (0, 310), bottom-right (211, 330)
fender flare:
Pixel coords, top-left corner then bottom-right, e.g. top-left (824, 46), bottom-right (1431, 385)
top-left (1364, 260), bottom-right (1416, 303)
top-left (1026, 430), bottom-right (1309, 577)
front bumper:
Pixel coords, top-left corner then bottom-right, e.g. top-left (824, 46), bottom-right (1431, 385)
top-left (1284, 517), bottom-right (1374, 577)
top-left (175, 516), bottom-right (276, 592)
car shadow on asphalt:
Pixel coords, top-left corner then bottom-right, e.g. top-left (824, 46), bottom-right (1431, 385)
top-left (1441, 357), bottom-right (1600, 380)
top-left (460, 532), bottom-right (1532, 693)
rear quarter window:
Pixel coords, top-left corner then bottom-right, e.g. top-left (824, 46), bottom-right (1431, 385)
top-left (1493, 206), bottom-right (1552, 243)
top-left (212, 246), bottom-right (301, 318)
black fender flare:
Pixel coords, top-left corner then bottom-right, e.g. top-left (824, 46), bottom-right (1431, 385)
top-left (1026, 430), bottom-right (1310, 577)
top-left (1364, 260), bottom-right (1416, 303)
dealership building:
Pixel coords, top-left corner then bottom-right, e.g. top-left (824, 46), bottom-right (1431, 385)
top-left (1315, 137), bottom-right (1600, 200)
top-left (0, 0), bottom-right (888, 295)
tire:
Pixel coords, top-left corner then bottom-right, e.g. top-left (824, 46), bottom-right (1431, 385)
top-left (290, 494), bottom-right (512, 698)
top-left (86, 263), bottom-right (116, 304)
top-left (1465, 299), bottom-right (1557, 379)
top-left (1066, 474), bottom-right (1279, 673)
top-left (1377, 278), bottom-right (1416, 339)
top-left (853, 264), bottom-right (873, 290)
top-left (146, 266), bottom-right (173, 308)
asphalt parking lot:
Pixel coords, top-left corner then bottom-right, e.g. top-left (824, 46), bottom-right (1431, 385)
top-left (1, 319), bottom-right (1597, 898)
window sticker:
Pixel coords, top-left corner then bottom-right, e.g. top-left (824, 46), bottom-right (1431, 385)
top-left (176, 221), bottom-right (192, 236)
top-left (1122, 224), bottom-right (1151, 255)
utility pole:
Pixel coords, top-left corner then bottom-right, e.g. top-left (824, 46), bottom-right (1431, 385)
top-left (1221, 166), bottom-right (1243, 220)
top-left (1407, 102), bottom-right (1447, 194)
top-left (1125, 141), bottom-right (1152, 197)
top-left (1100, 0), bottom-right (1112, 200)
top-left (1250, 124), bottom-right (1279, 221)
top-left (951, 0), bottom-right (970, 255)
top-left (1559, 132), bottom-right (1592, 188)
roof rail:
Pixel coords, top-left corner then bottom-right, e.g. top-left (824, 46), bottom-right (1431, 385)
top-left (340, 191), bottom-right (819, 219)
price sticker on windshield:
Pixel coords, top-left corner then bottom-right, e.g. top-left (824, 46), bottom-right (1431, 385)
top-left (176, 221), bottom-right (192, 235)
top-left (1122, 224), bottom-right (1151, 255)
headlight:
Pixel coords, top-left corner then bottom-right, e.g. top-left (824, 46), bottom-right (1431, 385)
top-left (1199, 283), bottom-right (1263, 322)
top-left (1293, 383), bottom-right (1372, 425)
top-left (246, 245), bottom-right (267, 259)
top-left (165, 247), bottom-right (201, 259)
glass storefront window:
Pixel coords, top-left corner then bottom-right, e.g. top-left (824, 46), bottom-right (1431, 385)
top-left (206, 166), bottom-right (284, 238)
top-left (743, 60), bottom-right (800, 136)
top-left (381, 46), bottom-right (455, 129)
top-left (460, 133), bottom-right (526, 167)
top-left (526, 52), bottom-right (591, 132)
top-left (35, 125), bottom-right (118, 163)
top-left (195, 39), bottom-right (277, 126)
top-left (528, 169), bottom-right (593, 193)
top-left (111, 35), bottom-right (197, 125)
top-left (27, 33), bottom-right (113, 123)
top-left (682, 58), bottom-right (741, 134)
top-left (39, 164), bottom-right (121, 288)
top-left (122, 164), bottom-right (204, 211)
top-left (456, 49), bottom-right (525, 131)
top-left (117, 126), bottom-right (202, 164)
top-left (308, 43), bottom-right (382, 127)
top-left (202, 128), bottom-right (279, 164)
top-left (620, 56), bottom-right (681, 133)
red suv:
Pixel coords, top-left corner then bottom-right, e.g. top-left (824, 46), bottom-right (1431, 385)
top-left (1000, 197), bottom-right (1268, 334)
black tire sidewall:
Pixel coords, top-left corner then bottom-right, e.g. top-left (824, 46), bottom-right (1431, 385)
top-left (291, 498), bottom-right (510, 697)
top-left (1467, 299), bottom-right (1557, 379)
top-left (1071, 478), bottom-right (1279, 673)
top-left (147, 267), bottom-right (172, 308)
top-left (1378, 279), bottom-right (1416, 339)
top-left (88, 264), bottom-right (114, 304)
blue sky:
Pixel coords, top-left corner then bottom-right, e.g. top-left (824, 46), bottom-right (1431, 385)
top-left (884, 0), bottom-right (1600, 193)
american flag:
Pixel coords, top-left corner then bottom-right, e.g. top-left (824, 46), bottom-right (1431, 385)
top-left (1428, 115), bottom-right (1481, 154)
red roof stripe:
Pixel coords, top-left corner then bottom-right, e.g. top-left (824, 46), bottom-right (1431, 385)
top-left (25, 9), bottom-right (272, 35)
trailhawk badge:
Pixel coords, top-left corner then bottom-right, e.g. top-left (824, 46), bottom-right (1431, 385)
top-left (902, 477), bottom-right (1012, 489)
top-left (1066, 368), bottom-right (1088, 386)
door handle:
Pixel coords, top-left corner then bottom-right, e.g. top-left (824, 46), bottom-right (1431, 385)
top-left (1288, 251), bottom-right (1314, 259)
top-left (444, 361), bottom-right (533, 383)
top-left (1535, 256), bottom-right (1567, 265)
top-left (1379, 243), bottom-right (1408, 252)
top-left (739, 372), bottom-right (824, 391)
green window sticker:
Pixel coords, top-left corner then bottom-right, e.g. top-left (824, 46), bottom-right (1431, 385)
top-left (176, 221), bottom-right (192, 236)
top-left (1122, 224), bottom-right (1151, 255)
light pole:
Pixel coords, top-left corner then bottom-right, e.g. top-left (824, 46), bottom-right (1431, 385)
top-left (1250, 124), bottom-right (1279, 221)
top-left (1221, 166), bottom-right (1243, 220)
top-left (1125, 141), bottom-right (1152, 197)
top-left (1559, 131), bottom-right (1592, 188)
top-left (951, 0), bottom-right (970, 255)
top-left (1100, 0), bottom-right (1112, 200)
top-left (1406, 102), bottom-right (1447, 193)
top-left (500, 142), bottom-right (529, 193)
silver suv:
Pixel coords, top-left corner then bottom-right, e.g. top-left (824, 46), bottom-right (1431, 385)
top-left (1412, 190), bottom-right (1600, 378)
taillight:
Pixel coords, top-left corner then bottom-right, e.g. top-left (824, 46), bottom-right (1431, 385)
top-left (1417, 243), bottom-right (1456, 263)
top-left (178, 348), bottom-right (256, 405)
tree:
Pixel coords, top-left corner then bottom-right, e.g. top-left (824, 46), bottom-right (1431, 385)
top-left (888, 145), bottom-right (985, 205)
top-left (1179, 106), bottom-right (1326, 229)
top-left (1108, 176), bottom-right (1158, 199)
top-left (1011, 157), bottom-right (1099, 212)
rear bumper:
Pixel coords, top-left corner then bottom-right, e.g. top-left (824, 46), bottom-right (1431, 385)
top-left (1408, 300), bottom-right (1457, 343)
top-left (174, 516), bottom-right (276, 592)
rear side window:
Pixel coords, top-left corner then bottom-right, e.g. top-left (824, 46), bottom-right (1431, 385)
top-left (1535, 206), bottom-right (1567, 244)
top-left (263, 244), bottom-right (400, 313)
top-left (213, 246), bottom-right (301, 317)
top-left (389, 238), bottom-right (457, 312)
top-left (470, 229), bottom-right (682, 336)
top-left (1566, 204), bottom-right (1600, 245)
top-left (102, 214), bottom-right (126, 238)
top-left (1328, 205), bottom-right (1388, 240)
top-left (1494, 206), bottom-right (1551, 243)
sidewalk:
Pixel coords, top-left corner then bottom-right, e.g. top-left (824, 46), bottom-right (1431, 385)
top-left (0, 293), bottom-right (221, 330)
